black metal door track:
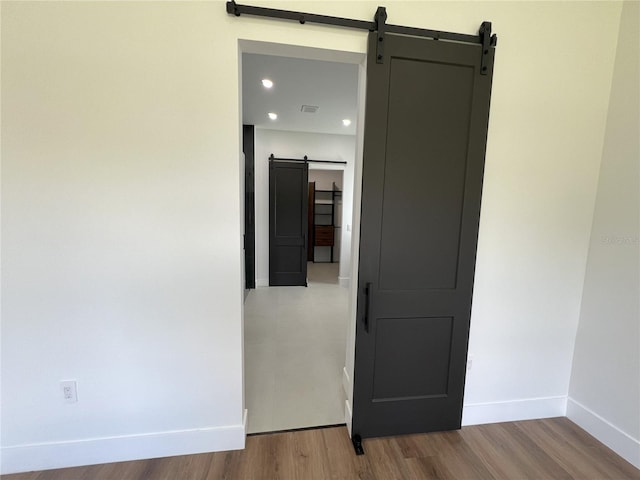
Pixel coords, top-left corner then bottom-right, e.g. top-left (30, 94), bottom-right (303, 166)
top-left (226, 1), bottom-right (497, 74)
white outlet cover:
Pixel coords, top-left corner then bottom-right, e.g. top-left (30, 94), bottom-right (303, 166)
top-left (60, 380), bottom-right (78, 403)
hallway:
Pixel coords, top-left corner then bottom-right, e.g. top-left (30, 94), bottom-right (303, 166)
top-left (244, 263), bottom-right (348, 433)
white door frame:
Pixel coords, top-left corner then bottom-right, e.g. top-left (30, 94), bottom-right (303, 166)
top-left (238, 39), bottom-right (366, 436)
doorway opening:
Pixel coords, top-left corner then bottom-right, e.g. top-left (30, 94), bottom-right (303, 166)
top-left (239, 43), bottom-right (365, 434)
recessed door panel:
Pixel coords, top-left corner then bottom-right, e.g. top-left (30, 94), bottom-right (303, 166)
top-left (379, 59), bottom-right (473, 291)
top-left (372, 316), bottom-right (453, 401)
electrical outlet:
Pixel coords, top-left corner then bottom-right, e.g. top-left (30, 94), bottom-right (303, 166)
top-left (61, 380), bottom-right (78, 403)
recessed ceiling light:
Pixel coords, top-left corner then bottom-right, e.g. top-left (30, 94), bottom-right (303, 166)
top-left (262, 79), bottom-right (274, 89)
top-left (268, 112), bottom-right (278, 120)
top-left (342, 119), bottom-right (352, 126)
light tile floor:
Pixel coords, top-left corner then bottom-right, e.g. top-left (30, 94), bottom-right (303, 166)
top-left (244, 263), bottom-right (348, 434)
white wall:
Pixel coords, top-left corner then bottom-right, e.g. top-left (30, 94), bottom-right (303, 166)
top-left (568, 1), bottom-right (640, 469)
top-left (309, 170), bottom-right (343, 191)
top-left (0, 1), bottom-right (626, 474)
top-left (1, 2), bottom-right (248, 474)
top-left (458, 2), bottom-right (622, 424)
top-left (253, 128), bottom-right (356, 286)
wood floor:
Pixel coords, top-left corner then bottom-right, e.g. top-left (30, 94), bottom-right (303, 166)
top-left (4, 418), bottom-right (639, 480)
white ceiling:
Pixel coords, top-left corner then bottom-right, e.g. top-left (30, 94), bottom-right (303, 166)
top-left (242, 53), bottom-right (358, 136)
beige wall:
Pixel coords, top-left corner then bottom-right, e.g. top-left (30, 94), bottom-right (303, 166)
top-left (1, 1), bottom-right (624, 473)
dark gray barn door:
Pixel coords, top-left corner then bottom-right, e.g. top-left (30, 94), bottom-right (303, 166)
top-left (243, 125), bottom-right (256, 290)
top-left (352, 32), bottom-right (495, 438)
top-left (269, 160), bottom-right (309, 286)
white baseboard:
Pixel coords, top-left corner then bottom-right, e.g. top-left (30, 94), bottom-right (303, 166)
top-left (1, 417), bottom-right (247, 475)
top-left (257, 278), bottom-right (347, 287)
top-left (342, 367), bottom-right (351, 399)
top-left (342, 368), bottom-right (353, 436)
top-left (567, 397), bottom-right (640, 469)
top-left (462, 395), bottom-right (567, 426)
top-left (344, 399), bottom-right (353, 437)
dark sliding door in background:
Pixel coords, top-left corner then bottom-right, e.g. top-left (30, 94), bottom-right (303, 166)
top-left (269, 160), bottom-right (309, 286)
top-left (243, 125), bottom-right (256, 290)
top-left (307, 182), bottom-right (315, 261)
top-left (352, 32), bottom-right (495, 439)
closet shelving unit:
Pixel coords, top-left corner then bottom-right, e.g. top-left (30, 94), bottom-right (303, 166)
top-left (311, 182), bottom-right (342, 263)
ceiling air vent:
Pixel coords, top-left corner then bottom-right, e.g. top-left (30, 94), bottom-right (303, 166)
top-left (301, 105), bottom-right (319, 114)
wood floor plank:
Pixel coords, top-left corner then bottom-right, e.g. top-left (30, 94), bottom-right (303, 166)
top-left (501, 422), bottom-right (574, 479)
top-left (457, 425), bottom-right (525, 480)
top-left (544, 417), bottom-right (640, 479)
top-left (282, 429), bottom-right (332, 480)
top-left (393, 431), bottom-right (445, 459)
top-left (365, 435), bottom-right (412, 480)
top-left (3, 419), bottom-right (638, 480)
top-left (396, 428), bottom-right (494, 479)
top-left (436, 430), bottom-right (495, 480)
top-left (320, 425), bottom-right (375, 480)
top-left (403, 455), bottom-right (451, 480)
top-left (517, 419), bottom-right (616, 479)
top-left (489, 421), bottom-right (568, 479)
top-left (211, 436), bottom-right (257, 479)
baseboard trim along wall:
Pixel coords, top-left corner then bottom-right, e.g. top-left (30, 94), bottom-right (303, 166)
top-left (344, 400), bottom-right (353, 437)
top-left (1, 414), bottom-right (248, 475)
top-left (567, 397), bottom-right (640, 469)
top-left (342, 367), bottom-right (351, 399)
top-left (342, 367), bottom-right (353, 436)
top-left (257, 277), bottom-right (348, 287)
top-left (461, 395), bottom-right (567, 426)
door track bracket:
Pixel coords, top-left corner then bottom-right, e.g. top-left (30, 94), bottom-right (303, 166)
top-left (374, 7), bottom-right (387, 64)
top-left (479, 21), bottom-right (497, 76)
